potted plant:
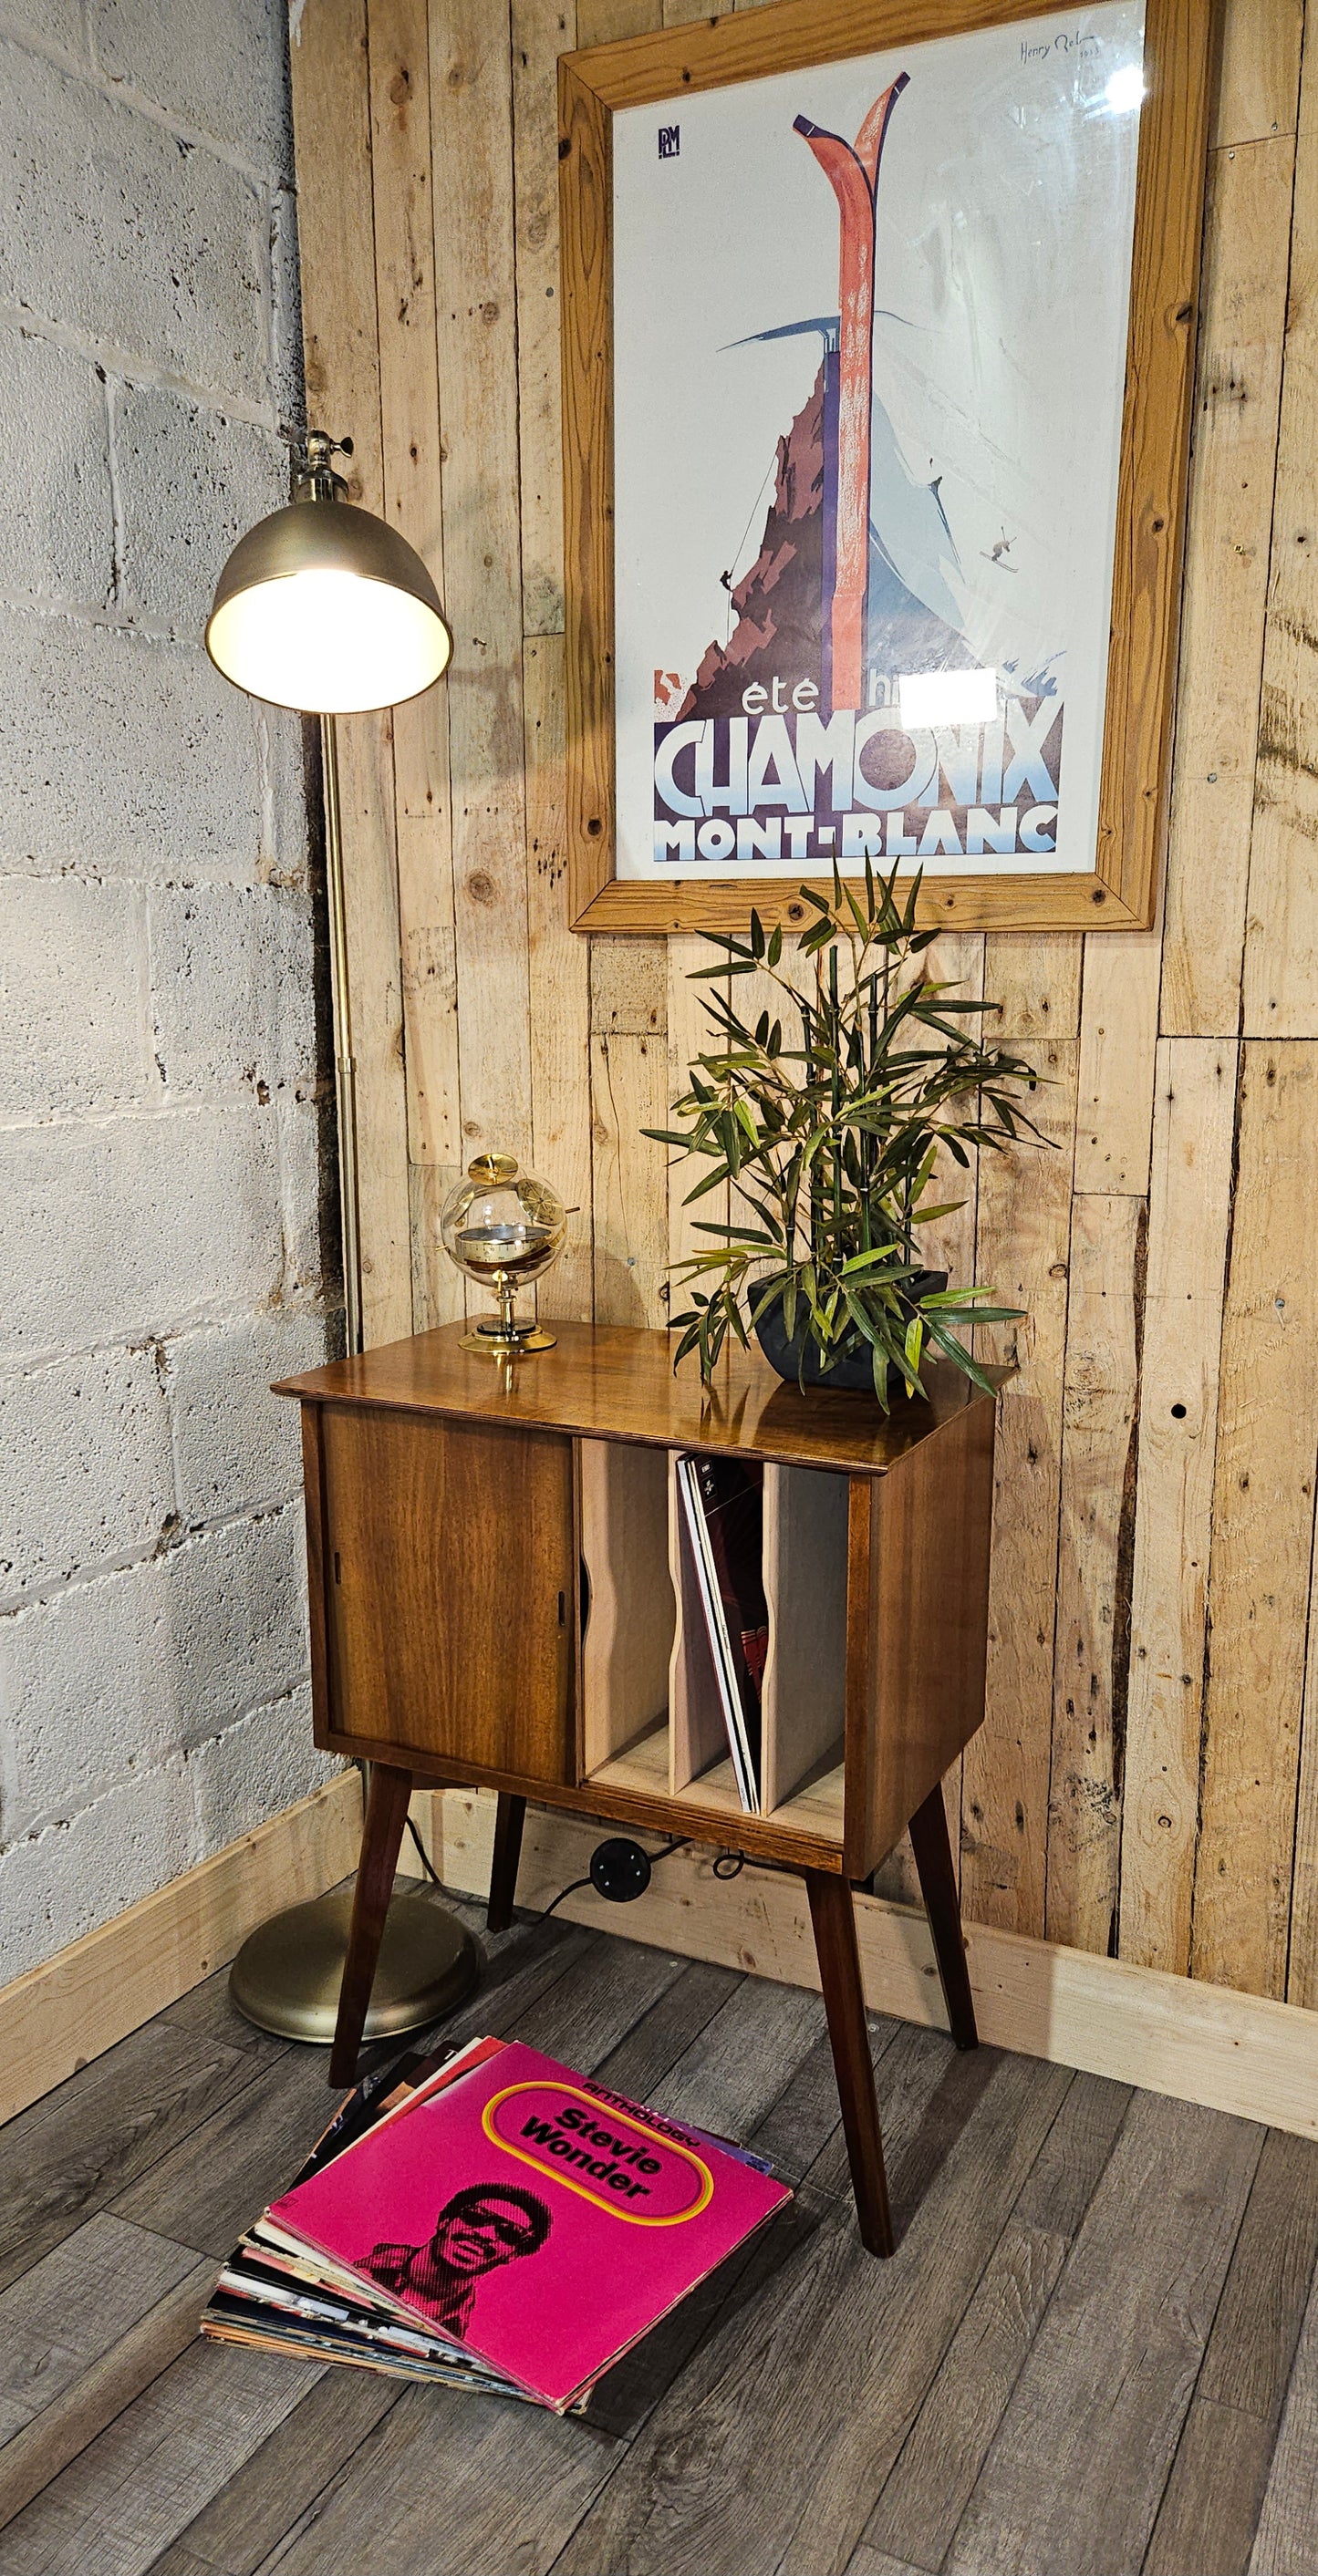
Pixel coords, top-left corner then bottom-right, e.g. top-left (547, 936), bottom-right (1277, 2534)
top-left (649, 864), bottom-right (1044, 1406)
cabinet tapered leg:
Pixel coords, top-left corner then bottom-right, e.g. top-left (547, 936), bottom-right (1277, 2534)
top-left (805, 1870), bottom-right (894, 2258)
top-left (908, 1781), bottom-right (979, 2051)
top-left (487, 1792), bottom-right (525, 1933)
top-left (329, 1763), bottom-right (413, 2087)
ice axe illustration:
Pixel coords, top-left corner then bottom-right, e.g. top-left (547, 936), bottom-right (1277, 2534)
top-left (794, 74), bottom-right (909, 712)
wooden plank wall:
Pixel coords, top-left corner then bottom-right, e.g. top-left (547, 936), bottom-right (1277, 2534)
top-left (289, 0), bottom-right (1318, 2013)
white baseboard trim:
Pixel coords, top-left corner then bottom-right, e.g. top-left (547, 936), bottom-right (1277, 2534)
top-left (434, 1788), bottom-right (1318, 2144)
top-left (0, 1772), bottom-right (364, 2126)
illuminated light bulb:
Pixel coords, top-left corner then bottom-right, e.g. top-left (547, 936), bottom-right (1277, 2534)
top-left (207, 563), bottom-right (451, 713)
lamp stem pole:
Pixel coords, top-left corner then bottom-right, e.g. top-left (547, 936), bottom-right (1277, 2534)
top-left (320, 711), bottom-right (362, 1358)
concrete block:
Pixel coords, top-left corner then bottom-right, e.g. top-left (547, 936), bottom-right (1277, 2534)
top-left (0, 323), bottom-right (112, 604)
top-left (269, 176), bottom-right (302, 429)
top-left (0, 1098), bottom-right (283, 1364)
top-left (0, 873), bottom-right (151, 1120)
top-left (94, 0), bottom-right (294, 181)
top-left (0, 1764), bottom-right (192, 1983)
top-left (114, 381), bottom-right (286, 637)
top-left (0, 1343), bottom-right (174, 1606)
top-left (164, 1304), bottom-right (327, 1523)
top-left (0, 1500), bottom-right (307, 1836)
top-left (0, 1559), bottom-right (183, 1836)
top-left (257, 699), bottom-right (313, 886)
top-left (186, 1681), bottom-right (337, 1857)
top-left (3, 1), bottom-right (88, 65)
top-left (161, 1502), bottom-right (308, 1748)
top-left (147, 881), bottom-right (317, 1096)
top-left (0, 609), bottom-right (262, 877)
top-left (0, 36), bottom-right (268, 404)
top-left (275, 1087), bottom-right (332, 1305)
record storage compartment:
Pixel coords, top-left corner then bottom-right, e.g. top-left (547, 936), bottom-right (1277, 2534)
top-left (577, 1439), bottom-right (849, 1848)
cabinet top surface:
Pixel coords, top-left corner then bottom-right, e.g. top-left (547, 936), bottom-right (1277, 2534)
top-left (275, 1320), bottom-right (1006, 1476)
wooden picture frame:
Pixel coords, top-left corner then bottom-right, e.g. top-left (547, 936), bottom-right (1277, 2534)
top-left (559, 0), bottom-right (1216, 936)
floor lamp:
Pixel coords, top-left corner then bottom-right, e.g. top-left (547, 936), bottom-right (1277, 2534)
top-left (206, 430), bottom-right (480, 2043)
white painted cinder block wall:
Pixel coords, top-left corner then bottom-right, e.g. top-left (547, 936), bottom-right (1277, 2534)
top-left (0, 0), bottom-right (341, 1982)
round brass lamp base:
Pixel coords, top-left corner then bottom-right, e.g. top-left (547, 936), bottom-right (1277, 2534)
top-left (459, 1320), bottom-right (556, 1358)
top-left (229, 1886), bottom-right (480, 2045)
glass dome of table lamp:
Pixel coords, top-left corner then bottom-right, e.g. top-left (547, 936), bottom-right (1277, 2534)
top-left (441, 1154), bottom-right (566, 1357)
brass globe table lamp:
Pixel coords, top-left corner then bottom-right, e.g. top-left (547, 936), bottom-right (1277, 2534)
top-left (441, 1154), bottom-right (566, 1356)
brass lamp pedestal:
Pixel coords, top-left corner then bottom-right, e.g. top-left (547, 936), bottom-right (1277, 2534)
top-left (230, 1884), bottom-right (478, 2045)
top-left (460, 1281), bottom-right (556, 1359)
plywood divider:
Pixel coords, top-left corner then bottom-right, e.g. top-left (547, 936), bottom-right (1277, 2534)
top-left (761, 1463), bottom-right (849, 1814)
top-left (579, 1437), bottom-right (673, 1769)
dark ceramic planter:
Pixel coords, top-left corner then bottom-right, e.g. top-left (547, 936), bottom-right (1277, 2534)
top-left (753, 1271), bottom-right (949, 1393)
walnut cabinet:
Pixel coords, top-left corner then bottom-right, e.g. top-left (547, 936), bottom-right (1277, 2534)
top-left (277, 1320), bottom-right (1004, 2256)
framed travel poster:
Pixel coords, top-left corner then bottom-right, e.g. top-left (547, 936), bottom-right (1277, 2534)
top-left (559, 0), bottom-right (1214, 933)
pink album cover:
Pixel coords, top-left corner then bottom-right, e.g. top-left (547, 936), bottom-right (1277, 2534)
top-left (268, 2040), bottom-right (791, 2409)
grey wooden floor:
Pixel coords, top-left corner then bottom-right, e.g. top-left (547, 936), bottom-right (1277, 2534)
top-left (2, 1888), bottom-right (1317, 2576)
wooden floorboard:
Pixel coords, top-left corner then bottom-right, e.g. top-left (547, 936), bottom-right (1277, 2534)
top-left (0, 1888), bottom-right (1313, 2575)
top-left (555, 2054), bottom-right (1072, 2576)
top-left (1144, 2125), bottom-right (1318, 2576)
top-left (142, 2365), bottom-right (404, 2576)
top-left (944, 2093), bottom-right (1265, 2576)
top-left (0, 2020), bottom-right (270, 2295)
top-left (862, 2069), bottom-right (1132, 2573)
top-left (1246, 2241), bottom-right (1318, 2576)
top-left (0, 2218), bottom-right (213, 2530)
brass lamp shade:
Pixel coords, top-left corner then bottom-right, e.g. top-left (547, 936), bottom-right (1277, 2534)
top-left (206, 496), bottom-right (452, 715)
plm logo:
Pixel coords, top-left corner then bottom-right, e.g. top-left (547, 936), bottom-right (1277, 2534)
top-left (658, 123), bottom-right (680, 159)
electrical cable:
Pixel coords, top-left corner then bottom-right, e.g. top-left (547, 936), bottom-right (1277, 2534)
top-left (538, 1872), bottom-right (593, 1922)
top-left (406, 1815), bottom-right (442, 1886)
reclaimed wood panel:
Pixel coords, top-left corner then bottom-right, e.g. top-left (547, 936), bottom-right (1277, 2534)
top-left (525, 634), bottom-right (595, 1321)
top-left (589, 1032), bottom-right (669, 1327)
top-left (1288, 1525), bottom-right (1318, 2009)
top-left (1242, 0), bottom-right (1318, 1036)
top-left (429, 0), bottom-right (534, 1166)
top-left (983, 933), bottom-right (1081, 1044)
top-left (1192, 1045), bottom-right (1318, 2000)
top-left (1214, 0), bottom-right (1304, 147)
top-left (286, 0), bottom-right (1318, 2050)
top-left (288, 0), bottom-right (413, 1345)
top-left (1160, 133), bottom-right (1296, 1037)
top-left (1074, 930), bottom-right (1161, 1194)
top-left (961, 1040), bottom-right (1078, 1936)
top-left (368, 0), bottom-right (461, 1174)
top-left (512, 0), bottom-right (576, 636)
top-left (1120, 1040), bottom-right (1238, 1975)
top-left (1045, 1192), bottom-right (1143, 1954)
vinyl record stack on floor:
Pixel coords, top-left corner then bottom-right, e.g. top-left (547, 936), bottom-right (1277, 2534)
top-left (202, 2033), bottom-right (791, 2416)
